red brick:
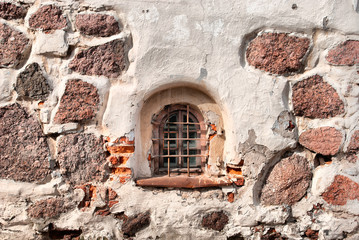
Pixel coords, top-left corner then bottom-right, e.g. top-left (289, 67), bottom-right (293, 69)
top-left (107, 145), bottom-right (135, 154)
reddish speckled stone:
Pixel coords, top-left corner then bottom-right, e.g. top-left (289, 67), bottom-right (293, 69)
top-left (299, 127), bottom-right (342, 155)
top-left (75, 13), bottom-right (120, 37)
top-left (0, 2), bottom-right (26, 20)
top-left (27, 198), bottom-right (67, 219)
top-left (54, 79), bottom-right (99, 124)
top-left (0, 23), bottom-right (30, 68)
top-left (57, 133), bottom-right (108, 185)
top-left (261, 155), bottom-right (311, 205)
top-left (29, 5), bottom-right (67, 30)
top-left (292, 75), bottom-right (344, 118)
top-left (322, 175), bottom-right (359, 205)
top-left (0, 104), bottom-right (51, 182)
top-left (246, 32), bottom-right (310, 75)
top-left (347, 130), bottom-right (359, 153)
top-left (69, 39), bottom-right (127, 78)
top-left (202, 211), bottom-right (229, 231)
top-left (326, 40), bottom-right (359, 66)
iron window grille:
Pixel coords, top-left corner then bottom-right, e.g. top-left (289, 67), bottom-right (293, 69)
top-left (151, 104), bottom-right (207, 176)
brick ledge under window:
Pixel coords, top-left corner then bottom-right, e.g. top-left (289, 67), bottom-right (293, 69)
top-left (136, 175), bottom-right (234, 188)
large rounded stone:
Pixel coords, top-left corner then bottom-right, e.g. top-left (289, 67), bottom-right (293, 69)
top-left (246, 32), bottom-right (310, 75)
top-left (299, 127), bottom-right (342, 155)
top-left (57, 133), bottom-right (108, 186)
top-left (15, 63), bottom-right (51, 101)
top-left (69, 39), bottom-right (127, 78)
top-left (326, 40), bottom-right (359, 66)
top-left (261, 155), bottom-right (311, 205)
top-left (0, 104), bottom-right (51, 182)
top-left (75, 13), bottom-right (120, 37)
top-left (54, 79), bottom-right (99, 124)
top-left (29, 5), bottom-right (67, 30)
top-left (292, 75), bottom-right (344, 119)
top-left (0, 23), bottom-right (30, 68)
top-left (0, 2), bottom-right (26, 20)
top-left (322, 175), bottom-right (359, 205)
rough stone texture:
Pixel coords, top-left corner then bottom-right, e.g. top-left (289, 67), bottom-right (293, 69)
top-left (322, 175), bottom-right (359, 205)
top-left (57, 133), bottom-right (108, 186)
top-left (326, 40), bottom-right (359, 66)
top-left (0, 23), bottom-right (30, 68)
top-left (15, 63), bottom-right (51, 101)
top-left (202, 211), bottom-right (228, 231)
top-left (0, 104), bottom-right (51, 182)
top-left (54, 79), bottom-right (99, 124)
top-left (122, 211), bottom-right (151, 237)
top-left (0, 2), bottom-right (26, 20)
top-left (260, 155), bottom-right (311, 205)
top-left (246, 33), bottom-right (310, 75)
top-left (202, 211), bottom-right (229, 231)
top-left (347, 130), bottom-right (359, 153)
top-left (75, 14), bottom-right (120, 37)
top-left (28, 5), bottom-right (67, 30)
top-left (299, 127), bottom-right (343, 155)
top-left (292, 75), bottom-right (345, 118)
top-left (27, 198), bottom-right (66, 219)
top-left (69, 39), bottom-right (127, 78)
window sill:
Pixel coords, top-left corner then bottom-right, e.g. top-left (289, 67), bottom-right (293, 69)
top-left (136, 175), bottom-right (232, 188)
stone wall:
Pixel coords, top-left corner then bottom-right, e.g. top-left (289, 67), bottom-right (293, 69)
top-left (0, 0), bottom-right (359, 239)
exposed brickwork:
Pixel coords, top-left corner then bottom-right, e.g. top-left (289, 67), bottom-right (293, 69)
top-left (322, 175), bottom-right (359, 205)
top-left (69, 39), bottom-right (127, 78)
top-left (15, 63), bottom-right (51, 101)
top-left (0, 104), bottom-right (51, 182)
top-left (0, 2), bottom-right (26, 20)
top-left (29, 5), bottom-right (67, 30)
top-left (75, 13), bottom-right (120, 37)
top-left (326, 40), bottom-right (359, 66)
top-left (347, 130), bottom-right (359, 153)
top-left (292, 75), bottom-right (344, 118)
top-left (122, 211), bottom-right (151, 237)
top-left (27, 198), bottom-right (66, 219)
top-left (0, 22), bottom-right (30, 68)
top-left (107, 145), bottom-right (135, 154)
top-left (202, 211), bottom-right (229, 231)
top-left (57, 133), bottom-right (108, 185)
top-left (299, 127), bottom-right (342, 155)
top-left (305, 229), bottom-right (319, 240)
top-left (261, 155), bottom-right (311, 205)
top-left (246, 32), bottom-right (310, 75)
top-left (54, 79), bottom-right (99, 124)
top-left (77, 184), bottom-right (97, 209)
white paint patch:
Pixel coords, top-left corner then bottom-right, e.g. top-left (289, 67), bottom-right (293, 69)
top-left (165, 15), bottom-right (190, 44)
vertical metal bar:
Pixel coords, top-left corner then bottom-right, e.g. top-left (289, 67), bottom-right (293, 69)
top-left (167, 140), bottom-right (170, 177)
top-left (167, 107), bottom-right (170, 177)
top-left (187, 105), bottom-right (190, 177)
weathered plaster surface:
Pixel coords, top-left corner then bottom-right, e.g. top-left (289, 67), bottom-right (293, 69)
top-left (0, 0), bottom-right (359, 239)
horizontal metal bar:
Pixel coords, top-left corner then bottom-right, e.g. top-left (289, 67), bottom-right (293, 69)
top-left (158, 168), bottom-right (202, 173)
top-left (165, 122), bottom-right (201, 125)
top-left (152, 138), bottom-right (203, 141)
top-left (152, 154), bottom-right (206, 158)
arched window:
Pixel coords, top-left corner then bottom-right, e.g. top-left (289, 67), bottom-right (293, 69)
top-left (151, 104), bottom-right (207, 176)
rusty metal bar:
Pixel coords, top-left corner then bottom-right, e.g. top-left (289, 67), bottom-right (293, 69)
top-left (186, 105), bottom-right (190, 177)
top-left (153, 154), bottom-right (206, 158)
